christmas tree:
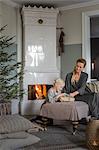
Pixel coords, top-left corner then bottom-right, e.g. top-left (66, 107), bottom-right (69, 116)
top-left (0, 25), bottom-right (24, 103)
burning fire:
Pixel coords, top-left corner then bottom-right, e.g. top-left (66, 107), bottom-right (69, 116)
top-left (28, 84), bottom-right (47, 100)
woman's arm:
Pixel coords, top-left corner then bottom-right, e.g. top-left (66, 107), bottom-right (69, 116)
top-left (65, 72), bottom-right (88, 97)
top-left (70, 72), bottom-right (88, 97)
top-left (77, 72), bottom-right (88, 95)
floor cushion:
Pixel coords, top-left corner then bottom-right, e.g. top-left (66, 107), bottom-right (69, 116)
top-left (0, 131), bottom-right (40, 150)
top-left (0, 114), bottom-right (34, 133)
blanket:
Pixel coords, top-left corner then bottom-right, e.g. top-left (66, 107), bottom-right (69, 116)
top-left (40, 101), bottom-right (89, 121)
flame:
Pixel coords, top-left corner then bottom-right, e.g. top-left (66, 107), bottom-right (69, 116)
top-left (36, 84), bottom-right (47, 99)
top-left (43, 85), bottom-right (46, 97)
top-left (28, 84), bottom-right (47, 100)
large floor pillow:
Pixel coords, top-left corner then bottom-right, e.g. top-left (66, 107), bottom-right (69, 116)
top-left (0, 131), bottom-right (40, 150)
top-left (0, 114), bottom-right (34, 133)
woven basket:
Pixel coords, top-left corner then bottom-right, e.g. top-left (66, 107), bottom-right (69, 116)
top-left (86, 120), bottom-right (99, 150)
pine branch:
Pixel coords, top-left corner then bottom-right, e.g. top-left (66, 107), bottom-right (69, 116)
top-left (0, 25), bottom-right (7, 32)
top-left (0, 25), bottom-right (24, 102)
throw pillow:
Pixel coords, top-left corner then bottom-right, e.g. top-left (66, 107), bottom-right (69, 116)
top-left (0, 114), bottom-right (34, 133)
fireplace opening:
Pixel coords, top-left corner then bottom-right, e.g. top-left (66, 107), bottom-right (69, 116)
top-left (28, 84), bottom-right (52, 100)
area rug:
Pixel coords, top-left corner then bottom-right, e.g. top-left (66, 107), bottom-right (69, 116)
top-left (21, 122), bottom-right (88, 150)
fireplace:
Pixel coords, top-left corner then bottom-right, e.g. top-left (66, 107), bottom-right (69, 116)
top-left (28, 84), bottom-right (52, 100)
top-left (21, 6), bottom-right (60, 115)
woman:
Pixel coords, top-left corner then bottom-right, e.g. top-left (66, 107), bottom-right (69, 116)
top-left (46, 78), bottom-right (65, 103)
top-left (65, 58), bottom-right (99, 119)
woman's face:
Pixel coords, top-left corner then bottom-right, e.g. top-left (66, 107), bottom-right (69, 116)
top-left (75, 62), bottom-right (85, 73)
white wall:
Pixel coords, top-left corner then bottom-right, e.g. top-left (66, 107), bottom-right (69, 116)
top-left (0, 2), bottom-right (17, 39)
top-left (61, 4), bottom-right (99, 45)
top-left (60, 4), bottom-right (99, 80)
top-left (0, 2), bottom-right (22, 59)
top-left (0, 2), bottom-right (22, 114)
top-left (1, 2), bottom-right (99, 63)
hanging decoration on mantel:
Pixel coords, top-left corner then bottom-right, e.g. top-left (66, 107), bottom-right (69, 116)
top-left (57, 27), bottom-right (65, 56)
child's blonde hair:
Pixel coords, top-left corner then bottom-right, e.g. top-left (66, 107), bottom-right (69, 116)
top-left (54, 78), bottom-right (65, 86)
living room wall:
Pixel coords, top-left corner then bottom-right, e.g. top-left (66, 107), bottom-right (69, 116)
top-left (0, 2), bottom-right (20, 114)
top-left (0, 2), bottom-right (17, 61)
top-left (61, 4), bottom-right (99, 79)
top-left (0, 2), bottom-right (17, 39)
top-left (0, 2), bottom-right (22, 63)
top-left (1, 2), bottom-right (99, 80)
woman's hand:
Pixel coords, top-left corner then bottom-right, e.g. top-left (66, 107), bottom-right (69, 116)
top-left (70, 91), bottom-right (79, 97)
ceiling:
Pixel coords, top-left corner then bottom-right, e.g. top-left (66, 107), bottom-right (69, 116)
top-left (2, 0), bottom-right (99, 8)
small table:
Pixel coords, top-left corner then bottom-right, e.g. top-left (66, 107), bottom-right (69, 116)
top-left (0, 102), bottom-right (11, 115)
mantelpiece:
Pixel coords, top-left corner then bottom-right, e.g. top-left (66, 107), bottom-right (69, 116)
top-left (21, 6), bottom-right (60, 115)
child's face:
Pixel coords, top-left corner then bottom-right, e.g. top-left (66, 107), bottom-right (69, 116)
top-left (56, 83), bottom-right (64, 91)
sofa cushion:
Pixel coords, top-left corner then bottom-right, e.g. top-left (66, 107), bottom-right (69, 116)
top-left (87, 81), bottom-right (99, 93)
top-left (0, 114), bottom-right (34, 133)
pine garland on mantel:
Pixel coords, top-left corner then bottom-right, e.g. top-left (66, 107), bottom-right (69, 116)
top-left (0, 25), bottom-right (24, 103)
